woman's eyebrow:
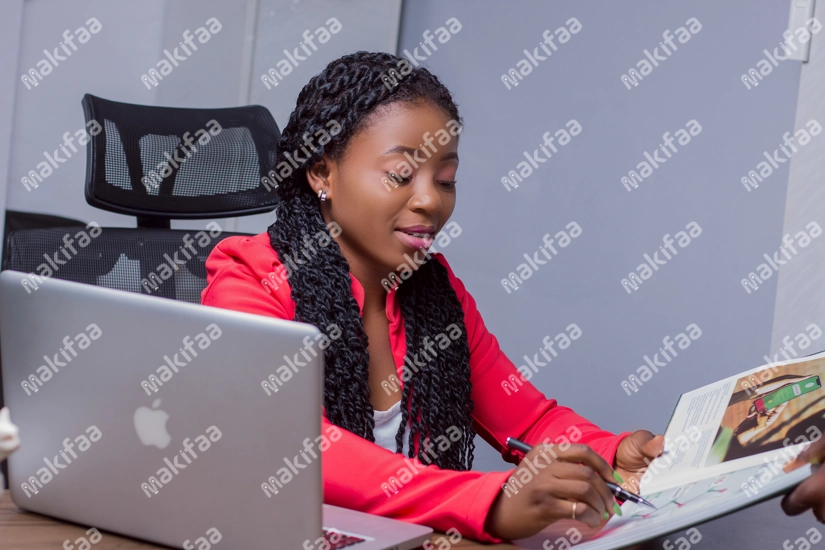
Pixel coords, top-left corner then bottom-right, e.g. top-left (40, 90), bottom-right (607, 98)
top-left (381, 144), bottom-right (459, 162)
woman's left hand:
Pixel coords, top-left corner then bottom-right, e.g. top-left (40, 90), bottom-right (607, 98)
top-left (613, 430), bottom-right (665, 494)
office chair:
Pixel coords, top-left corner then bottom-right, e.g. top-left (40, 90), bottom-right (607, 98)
top-left (1, 95), bottom-right (283, 488)
top-left (3, 93), bottom-right (282, 302)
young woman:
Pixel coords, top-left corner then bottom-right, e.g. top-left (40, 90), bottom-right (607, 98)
top-left (201, 51), bottom-right (664, 543)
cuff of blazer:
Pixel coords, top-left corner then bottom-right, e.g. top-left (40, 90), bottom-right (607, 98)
top-left (466, 469), bottom-right (518, 544)
top-left (587, 431), bottom-right (633, 467)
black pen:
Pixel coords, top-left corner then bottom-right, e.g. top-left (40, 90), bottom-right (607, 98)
top-left (505, 436), bottom-right (657, 510)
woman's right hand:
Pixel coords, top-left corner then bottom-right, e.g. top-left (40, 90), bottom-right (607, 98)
top-left (484, 443), bottom-right (621, 541)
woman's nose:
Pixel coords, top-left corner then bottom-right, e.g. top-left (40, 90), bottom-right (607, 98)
top-left (407, 179), bottom-right (441, 212)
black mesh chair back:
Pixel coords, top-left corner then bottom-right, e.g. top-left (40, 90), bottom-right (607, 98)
top-left (81, 93), bottom-right (281, 226)
top-left (4, 227), bottom-right (249, 303)
top-left (4, 95), bottom-right (282, 297)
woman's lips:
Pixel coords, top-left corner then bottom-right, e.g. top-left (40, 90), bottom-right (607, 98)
top-left (394, 229), bottom-right (434, 250)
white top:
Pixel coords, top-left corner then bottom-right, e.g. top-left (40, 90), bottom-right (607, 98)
top-left (373, 399), bottom-right (411, 455)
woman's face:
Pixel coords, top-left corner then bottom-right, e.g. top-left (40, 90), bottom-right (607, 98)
top-left (307, 101), bottom-right (459, 277)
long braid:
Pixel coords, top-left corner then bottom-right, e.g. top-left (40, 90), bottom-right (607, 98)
top-left (268, 51), bottom-right (474, 470)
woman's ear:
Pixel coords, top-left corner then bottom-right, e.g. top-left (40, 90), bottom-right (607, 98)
top-left (306, 155), bottom-right (334, 200)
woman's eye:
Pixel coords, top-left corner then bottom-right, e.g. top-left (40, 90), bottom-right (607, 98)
top-left (383, 173), bottom-right (455, 189)
top-left (386, 172), bottom-right (411, 185)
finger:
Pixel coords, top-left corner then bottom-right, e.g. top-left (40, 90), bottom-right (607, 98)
top-left (549, 462), bottom-right (616, 518)
top-left (616, 471), bottom-right (642, 494)
top-left (549, 443), bottom-right (620, 486)
top-left (785, 437), bottom-right (825, 472)
top-left (781, 478), bottom-right (819, 516)
top-left (816, 501), bottom-right (825, 524)
top-left (565, 499), bottom-right (602, 529)
top-left (784, 455), bottom-right (806, 473)
top-left (632, 430), bottom-right (655, 446)
top-left (540, 489), bottom-right (603, 529)
top-left (624, 475), bottom-right (642, 492)
top-left (641, 434), bottom-right (665, 458)
top-left (793, 437), bottom-right (821, 463)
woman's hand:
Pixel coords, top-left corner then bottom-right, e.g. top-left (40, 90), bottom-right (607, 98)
top-left (485, 444), bottom-right (622, 540)
top-left (613, 430), bottom-right (665, 494)
top-left (781, 436), bottom-right (825, 522)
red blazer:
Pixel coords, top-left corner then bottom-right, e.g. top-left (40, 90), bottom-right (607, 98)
top-left (201, 232), bottom-right (630, 543)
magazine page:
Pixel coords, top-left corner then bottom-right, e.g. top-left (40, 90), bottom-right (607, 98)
top-left (564, 462), bottom-right (815, 550)
top-left (640, 350), bottom-right (825, 494)
top-left (515, 462), bottom-right (816, 550)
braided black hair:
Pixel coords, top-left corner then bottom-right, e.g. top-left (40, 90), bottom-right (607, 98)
top-left (267, 51), bottom-right (475, 470)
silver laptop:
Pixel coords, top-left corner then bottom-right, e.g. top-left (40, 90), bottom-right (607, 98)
top-left (0, 270), bottom-right (432, 549)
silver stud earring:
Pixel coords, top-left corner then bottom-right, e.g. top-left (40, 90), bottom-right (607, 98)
top-left (318, 189), bottom-right (327, 203)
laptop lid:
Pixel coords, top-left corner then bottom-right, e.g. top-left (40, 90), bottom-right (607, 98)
top-left (0, 270), bottom-right (325, 548)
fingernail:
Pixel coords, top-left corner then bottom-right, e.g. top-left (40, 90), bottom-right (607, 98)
top-left (613, 471), bottom-right (624, 484)
top-left (603, 511), bottom-right (609, 521)
top-left (811, 456), bottom-right (822, 465)
top-left (785, 457), bottom-right (807, 473)
top-left (613, 503), bottom-right (623, 516)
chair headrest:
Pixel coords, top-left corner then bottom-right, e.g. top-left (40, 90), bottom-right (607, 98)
top-left (81, 94), bottom-right (282, 219)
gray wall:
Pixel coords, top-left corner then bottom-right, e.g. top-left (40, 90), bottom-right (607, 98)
top-left (398, 0), bottom-right (797, 455)
top-left (0, 0), bottom-right (24, 235)
top-left (397, 0), bottom-right (816, 547)
top-left (772, 0), bottom-right (825, 356)
top-left (3, 0), bottom-right (400, 233)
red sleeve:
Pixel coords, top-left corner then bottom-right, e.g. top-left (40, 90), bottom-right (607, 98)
top-left (201, 236), bottom-right (628, 543)
top-left (201, 235), bottom-right (513, 542)
top-left (430, 253), bottom-right (631, 466)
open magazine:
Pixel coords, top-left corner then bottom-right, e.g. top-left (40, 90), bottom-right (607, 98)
top-left (517, 350), bottom-right (825, 550)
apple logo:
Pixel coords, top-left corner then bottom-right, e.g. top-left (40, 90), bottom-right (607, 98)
top-left (133, 398), bottom-right (171, 449)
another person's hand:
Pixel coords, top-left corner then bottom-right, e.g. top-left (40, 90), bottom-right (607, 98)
top-left (485, 444), bottom-right (622, 540)
top-left (781, 436), bottom-right (825, 522)
top-left (613, 430), bottom-right (665, 494)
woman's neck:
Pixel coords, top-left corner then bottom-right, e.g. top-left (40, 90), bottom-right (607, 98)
top-left (327, 224), bottom-right (391, 314)
top-left (349, 264), bottom-right (389, 315)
